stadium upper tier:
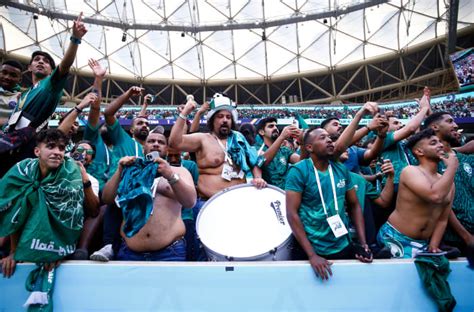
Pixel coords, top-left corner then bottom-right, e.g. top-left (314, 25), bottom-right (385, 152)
top-left (49, 91), bottom-right (473, 128)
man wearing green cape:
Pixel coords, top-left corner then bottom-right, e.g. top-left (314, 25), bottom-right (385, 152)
top-left (0, 129), bottom-right (84, 276)
top-left (0, 129), bottom-right (85, 311)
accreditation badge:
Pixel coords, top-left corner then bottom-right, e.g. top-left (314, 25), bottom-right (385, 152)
top-left (327, 214), bottom-right (348, 238)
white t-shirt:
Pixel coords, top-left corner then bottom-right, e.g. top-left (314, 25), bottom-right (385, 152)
top-left (87, 173), bottom-right (99, 197)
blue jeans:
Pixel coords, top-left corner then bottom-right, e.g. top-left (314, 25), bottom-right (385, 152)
top-left (116, 238), bottom-right (186, 261)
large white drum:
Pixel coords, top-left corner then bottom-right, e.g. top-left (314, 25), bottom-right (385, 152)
top-left (196, 184), bottom-right (293, 261)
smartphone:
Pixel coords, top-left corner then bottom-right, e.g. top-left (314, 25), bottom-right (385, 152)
top-left (145, 151), bottom-right (160, 162)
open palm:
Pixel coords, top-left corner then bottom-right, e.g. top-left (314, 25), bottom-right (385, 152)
top-left (88, 59), bottom-right (107, 77)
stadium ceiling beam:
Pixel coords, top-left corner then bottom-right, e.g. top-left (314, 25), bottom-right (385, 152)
top-left (1, 0), bottom-right (389, 32)
top-left (298, 69), bottom-right (452, 105)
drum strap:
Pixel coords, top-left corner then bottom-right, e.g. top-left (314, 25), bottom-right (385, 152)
top-left (311, 159), bottom-right (339, 217)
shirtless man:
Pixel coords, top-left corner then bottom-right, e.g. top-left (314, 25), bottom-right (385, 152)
top-left (169, 93), bottom-right (266, 200)
top-left (377, 128), bottom-right (457, 258)
top-left (102, 130), bottom-right (196, 261)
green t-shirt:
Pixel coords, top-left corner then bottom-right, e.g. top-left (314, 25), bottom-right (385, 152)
top-left (107, 120), bottom-right (144, 176)
top-left (83, 123), bottom-right (111, 192)
top-left (257, 143), bottom-right (294, 189)
top-left (181, 159), bottom-right (199, 221)
top-left (440, 152), bottom-right (474, 243)
top-left (15, 68), bottom-right (67, 129)
top-left (349, 172), bottom-right (380, 212)
top-left (285, 159), bottom-right (354, 256)
top-left (381, 131), bottom-right (414, 185)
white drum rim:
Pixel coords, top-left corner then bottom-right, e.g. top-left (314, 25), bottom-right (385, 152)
top-left (196, 183), bottom-right (290, 260)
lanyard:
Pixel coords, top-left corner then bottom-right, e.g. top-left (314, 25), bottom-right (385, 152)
top-left (132, 139), bottom-right (140, 157)
top-left (214, 135), bottom-right (233, 165)
top-left (257, 143), bottom-right (266, 156)
top-left (104, 143), bottom-right (110, 166)
top-left (17, 86), bottom-right (34, 111)
top-left (311, 159), bottom-right (339, 217)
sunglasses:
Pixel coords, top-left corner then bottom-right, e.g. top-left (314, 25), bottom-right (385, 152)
top-left (76, 146), bottom-right (94, 155)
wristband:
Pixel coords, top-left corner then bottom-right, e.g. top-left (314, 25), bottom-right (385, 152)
top-left (70, 36), bottom-right (82, 45)
top-left (83, 180), bottom-right (92, 188)
top-left (74, 106), bottom-right (83, 114)
top-left (167, 173), bottom-right (180, 185)
top-left (178, 113), bottom-right (187, 120)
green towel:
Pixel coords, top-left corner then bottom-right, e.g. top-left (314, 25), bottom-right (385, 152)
top-left (414, 255), bottom-right (456, 312)
top-left (0, 157), bottom-right (84, 262)
top-left (117, 158), bottom-right (158, 238)
top-left (227, 130), bottom-right (262, 173)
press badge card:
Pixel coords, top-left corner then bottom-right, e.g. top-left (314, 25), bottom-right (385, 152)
top-left (327, 214), bottom-right (348, 238)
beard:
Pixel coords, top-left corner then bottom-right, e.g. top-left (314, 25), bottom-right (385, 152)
top-left (217, 124), bottom-right (230, 138)
top-left (443, 132), bottom-right (461, 147)
top-left (271, 131), bottom-right (279, 141)
top-left (135, 129), bottom-right (149, 141)
top-left (329, 132), bottom-right (340, 142)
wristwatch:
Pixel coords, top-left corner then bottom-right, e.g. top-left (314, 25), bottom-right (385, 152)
top-left (167, 173), bottom-right (180, 186)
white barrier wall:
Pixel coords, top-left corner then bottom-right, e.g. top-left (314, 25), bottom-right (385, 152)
top-left (0, 260), bottom-right (472, 312)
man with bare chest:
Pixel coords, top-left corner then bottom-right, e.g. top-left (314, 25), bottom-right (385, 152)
top-left (377, 129), bottom-right (457, 258)
top-left (169, 94), bottom-right (266, 199)
top-left (102, 130), bottom-right (196, 261)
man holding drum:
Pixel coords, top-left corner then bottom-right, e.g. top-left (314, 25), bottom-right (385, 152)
top-left (169, 93), bottom-right (266, 200)
top-left (286, 127), bottom-right (373, 280)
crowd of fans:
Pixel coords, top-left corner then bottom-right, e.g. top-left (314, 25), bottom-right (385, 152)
top-left (0, 15), bottom-right (473, 311)
top-left (49, 94), bottom-right (474, 123)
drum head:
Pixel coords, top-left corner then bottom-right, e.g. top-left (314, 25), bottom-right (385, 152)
top-left (196, 184), bottom-right (291, 259)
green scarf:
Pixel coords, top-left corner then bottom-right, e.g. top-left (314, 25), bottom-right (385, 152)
top-left (0, 157), bottom-right (84, 262)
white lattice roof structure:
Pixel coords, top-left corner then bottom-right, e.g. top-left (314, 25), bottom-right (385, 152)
top-left (1, 0), bottom-right (473, 84)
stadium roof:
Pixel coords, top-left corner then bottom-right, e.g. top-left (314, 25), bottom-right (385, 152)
top-left (1, 0), bottom-right (473, 83)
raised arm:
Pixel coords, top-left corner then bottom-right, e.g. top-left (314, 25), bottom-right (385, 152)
top-left (351, 114), bottom-right (387, 145)
top-left (261, 125), bottom-right (300, 166)
top-left (361, 119), bottom-right (389, 164)
top-left (401, 153), bottom-right (458, 204)
top-left (139, 94), bottom-right (152, 118)
top-left (87, 59), bottom-right (106, 128)
top-left (454, 140), bottom-right (474, 154)
top-left (372, 160), bottom-right (395, 208)
top-left (189, 101), bottom-right (209, 133)
top-left (58, 13), bottom-right (87, 77)
top-left (58, 93), bottom-right (97, 134)
top-left (334, 102), bottom-right (378, 157)
top-left (393, 89), bottom-right (431, 142)
top-left (103, 86), bottom-right (143, 126)
top-left (168, 99), bottom-right (203, 152)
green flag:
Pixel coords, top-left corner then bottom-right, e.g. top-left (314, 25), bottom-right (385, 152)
top-left (0, 157), bottom-right (84, 262)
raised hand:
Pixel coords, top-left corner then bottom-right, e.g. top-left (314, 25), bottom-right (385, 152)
top-left (281, 125), bottom-right (301, 139)
top-left (78, 92), bottom-right (98, 109)
top-left (361, 101), bottom-right (379, 116)
top-left (72, 12), bottom-right (87, 39)
top-left (442, 151), bottom-right (459, 170)
top-left (88, 59), bottom-right (107, 78)
top-left (127, 86), bottom-right (144, 97)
